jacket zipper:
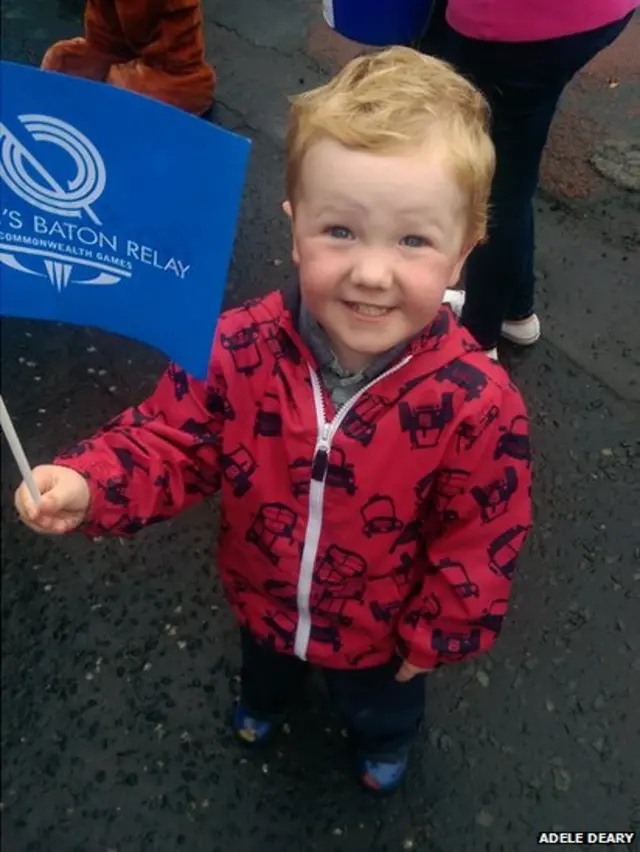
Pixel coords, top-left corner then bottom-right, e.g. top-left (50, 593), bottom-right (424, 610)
top-left (293, 355), bottom-right (413, 660)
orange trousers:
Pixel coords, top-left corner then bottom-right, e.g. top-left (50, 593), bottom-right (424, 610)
top-left (41, 0), bottom-right (215, 116)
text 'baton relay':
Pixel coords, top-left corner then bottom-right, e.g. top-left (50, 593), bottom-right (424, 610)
top-left (0, 60), bottom-right (251, 378)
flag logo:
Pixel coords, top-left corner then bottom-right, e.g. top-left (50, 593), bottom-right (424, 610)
top-left (0, 114), bottom-right (106, 224)
top-left (0, 113), bottom-right (126, 290)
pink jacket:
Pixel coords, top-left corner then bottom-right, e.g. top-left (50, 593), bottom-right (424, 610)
top-left (447, 0), bottom-right (637, 42)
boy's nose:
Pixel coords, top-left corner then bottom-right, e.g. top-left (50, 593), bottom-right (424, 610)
top-left (350, 251), bottom-right (393, 290)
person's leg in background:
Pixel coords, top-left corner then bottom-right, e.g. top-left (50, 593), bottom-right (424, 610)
top-left (417, 0), bottom-right (448, 54)
top-left (235, 628), bottom-right (307, 743)
top-left (457, 45), bottom-right (563, 349)
top-left (326, 657), bottom-right (426, 793)
top-left (41, 0), bottom-right (134, 81)
top-left (41, 0), bottom-right (215, 116)
top-left (108, 0), bottom-right (216, 116)
top-left (425, 13), bottom-right (633, 351)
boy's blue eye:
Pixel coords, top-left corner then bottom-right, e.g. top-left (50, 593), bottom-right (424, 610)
top-left (327, 226), bottom-right (353, 240)
top-left (401, 235), bottom-right (429, 248)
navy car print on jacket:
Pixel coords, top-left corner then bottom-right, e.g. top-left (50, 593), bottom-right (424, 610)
top-left (58, 290), bottom-right (532, 671)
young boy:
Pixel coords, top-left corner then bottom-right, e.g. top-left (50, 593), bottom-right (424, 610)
top-left (15, 47), bottom-right (532, 794)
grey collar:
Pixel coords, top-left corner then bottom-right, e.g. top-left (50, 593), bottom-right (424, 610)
top-left (299, 301), bottom-right (407, 383)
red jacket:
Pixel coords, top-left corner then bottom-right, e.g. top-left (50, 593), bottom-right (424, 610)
top-left (57, 290), bottom-right (532, 670)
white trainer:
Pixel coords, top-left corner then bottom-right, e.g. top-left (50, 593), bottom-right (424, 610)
top-left (443, 288), bottom-right (541, 346)
top-left (501, 315), bottom-right (541, 346)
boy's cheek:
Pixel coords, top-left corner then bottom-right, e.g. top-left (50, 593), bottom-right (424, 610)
top-left (298, 242), bottom-right (330, 270)
top-left (300, 257), bottom-right (342, 295)
top-left (300, 277), bottom-right (331, 309)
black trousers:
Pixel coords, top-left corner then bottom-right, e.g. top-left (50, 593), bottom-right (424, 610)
top-left (240, 630), bottom-right (427, 761)
top-left (422, 10), bottom-right (634, 348)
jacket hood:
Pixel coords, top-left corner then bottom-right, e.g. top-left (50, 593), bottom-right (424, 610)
top-left (241, 285), bottom-right (483, 376)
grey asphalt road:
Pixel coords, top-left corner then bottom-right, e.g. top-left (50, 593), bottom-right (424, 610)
top-left (2, 2), bottom-right (639, 851)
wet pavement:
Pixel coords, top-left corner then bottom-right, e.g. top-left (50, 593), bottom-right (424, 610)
top-left (1, 2), bottom-right (640, 851)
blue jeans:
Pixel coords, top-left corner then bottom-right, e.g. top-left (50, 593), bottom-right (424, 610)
top-left (240, 629), bottom-right (426, 760)
top-left (425, 12), bottom-right (634, 348)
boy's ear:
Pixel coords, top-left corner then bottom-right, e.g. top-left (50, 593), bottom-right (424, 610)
top-left (282, 200), bottom-right (300, 265)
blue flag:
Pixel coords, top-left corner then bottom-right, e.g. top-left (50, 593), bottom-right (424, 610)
top-left (0, 62), bottom-right (251, 379)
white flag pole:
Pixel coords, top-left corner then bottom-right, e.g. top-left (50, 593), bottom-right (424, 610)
top-left (0, 395), bottom-right (42, 507)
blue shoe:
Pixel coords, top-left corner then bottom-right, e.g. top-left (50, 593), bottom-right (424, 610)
top-left (233, 703), bottom-right (273, 746)
top-left (360, 755), bottom-right (408, 794)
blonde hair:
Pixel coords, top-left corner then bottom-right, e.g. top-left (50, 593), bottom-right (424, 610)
top-left (286, 46), bottom-right (495, 246)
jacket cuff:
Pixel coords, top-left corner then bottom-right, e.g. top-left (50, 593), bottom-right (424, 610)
top-left (397, 636), bottom-right (438, 671)
top-left (404, 648), bottom-right (438, 671)
top-left (52, 457), bottom-right (112, 537)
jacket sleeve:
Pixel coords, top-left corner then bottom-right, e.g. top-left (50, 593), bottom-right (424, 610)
top-left (397, 384), bottom-right (532, 670)
top-left (54, 350), bottom-right (229, 539)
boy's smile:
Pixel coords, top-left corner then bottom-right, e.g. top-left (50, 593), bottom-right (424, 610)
top-left (286, 138), bottom-right (472, 373)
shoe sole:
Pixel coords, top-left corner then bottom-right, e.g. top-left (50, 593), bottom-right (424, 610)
top-left (359, 772), bottom-right (406, 796)
top-left (232, 706), bottom-right (277, 748)
top-left (233, 726), bottom-right (276, 748)
top-left (500, 326), bottom-right (541, 346)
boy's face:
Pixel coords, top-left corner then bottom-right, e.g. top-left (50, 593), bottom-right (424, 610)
top-left (285, 138), bottom-right (471, 373)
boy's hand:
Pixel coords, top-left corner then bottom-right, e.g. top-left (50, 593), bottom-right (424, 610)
top-left (14, 465), bottom-right (91, 535)
top-left (396, 660), bottom-right (428, 683)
